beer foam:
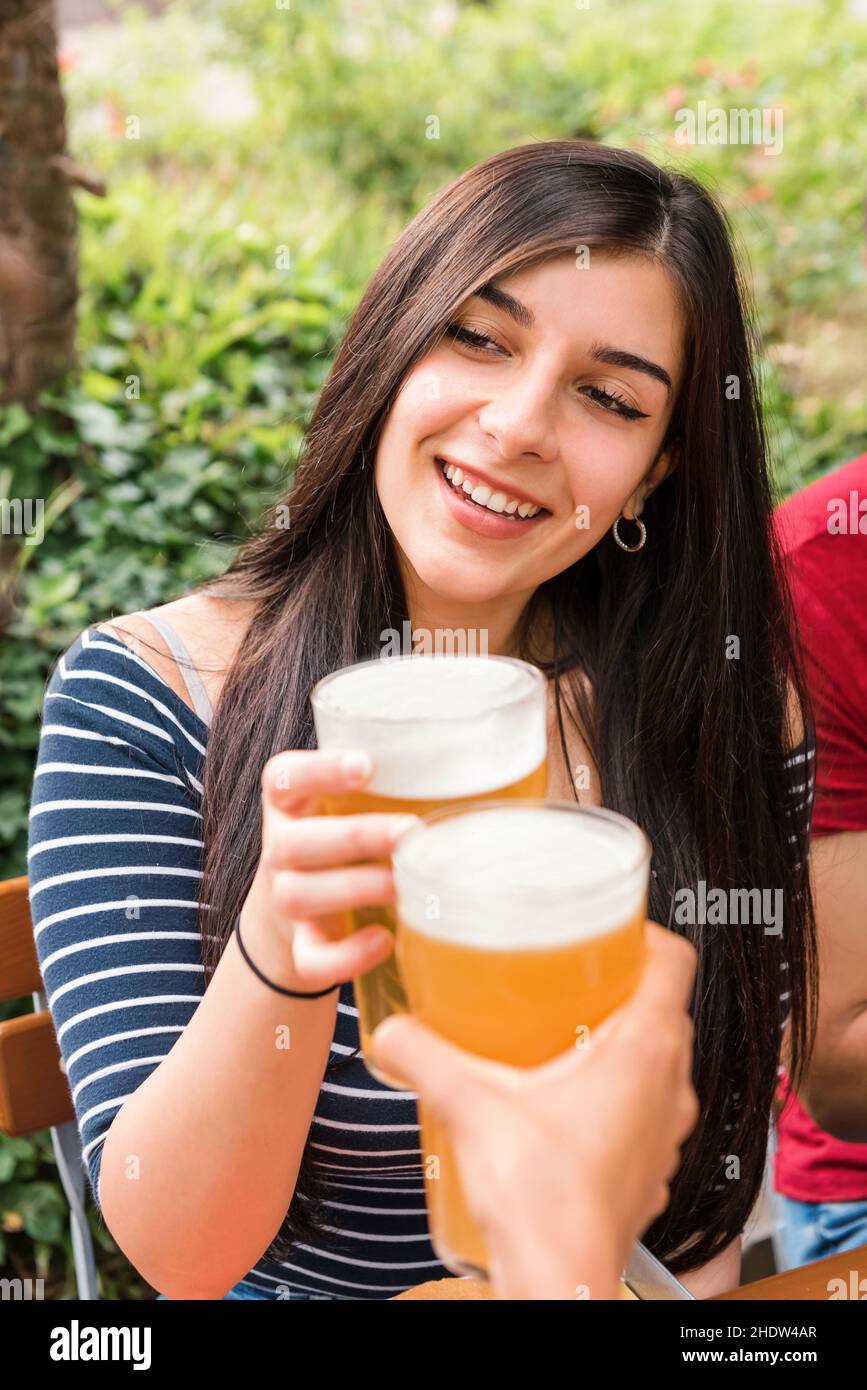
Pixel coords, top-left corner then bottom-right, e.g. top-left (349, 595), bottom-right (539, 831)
top-left (312, 656), bottom-right (546, 798)
top-left (394, 805), bottom-right (649, 946)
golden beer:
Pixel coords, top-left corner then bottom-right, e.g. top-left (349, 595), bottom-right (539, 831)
top-left (392, 799), bottom-right (651, 1278)
top-left (310, 654), bottom-right (548, 1081)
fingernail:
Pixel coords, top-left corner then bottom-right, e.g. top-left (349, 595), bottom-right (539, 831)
top-left (340, 750), bottom-right (373, 783)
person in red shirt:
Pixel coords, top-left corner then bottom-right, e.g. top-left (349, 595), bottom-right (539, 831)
top-left (773, 451), bottom-right (867, 1268)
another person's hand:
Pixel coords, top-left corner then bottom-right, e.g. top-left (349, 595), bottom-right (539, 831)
top-left (372, 922), bottom-right (699, 1299)
top-left (239, 749), bottom-right (415, 992)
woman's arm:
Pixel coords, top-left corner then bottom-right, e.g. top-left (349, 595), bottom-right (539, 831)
top-left (775, 683), bottom-right (867, 1138)
top-left (101, 756), bottom-right (409, 1299)
top-left (98, 916), bottom-right (339, 1298)
top-left (98, 746), bottom-right (413, 1300)
top-left (796, 830), bottom-right (867, 1141)
top-left (29, 633), bottom-right (407, 1299)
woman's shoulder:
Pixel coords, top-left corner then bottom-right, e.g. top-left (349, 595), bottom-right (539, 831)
top-left (784, 675), bottom-right (808, 754)
top-left (38, 618), bottom-right (207, 775)
top-left (783, 675), bottom-right (815, 772)
top-left (94, 590), bottom-right (257, 719)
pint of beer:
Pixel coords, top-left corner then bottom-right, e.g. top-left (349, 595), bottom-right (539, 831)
top-left (392, 799), bottom-right (651, 1278)
top-left (311, 655), bottom-right (548, 1082)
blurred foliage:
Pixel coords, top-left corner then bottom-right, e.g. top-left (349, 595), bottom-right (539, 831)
top-left (1, 0), bottom-right (866, 1297)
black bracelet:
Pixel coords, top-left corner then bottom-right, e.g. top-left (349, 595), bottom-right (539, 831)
top-left (233, 916), bottom-right (339, 999)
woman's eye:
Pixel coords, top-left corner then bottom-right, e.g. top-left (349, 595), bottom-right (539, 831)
top-left (443, 325), bottom-right (650, 422)
top-left (444, 322), bottom-right (503, 354)
top-left (581, 385), bottom-right (649, 422)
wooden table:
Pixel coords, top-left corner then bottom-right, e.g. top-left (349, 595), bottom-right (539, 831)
top-left (712, 1242), bottom-right (867, 1300)
top-left (393, 1243), bottom-right (867, 1299)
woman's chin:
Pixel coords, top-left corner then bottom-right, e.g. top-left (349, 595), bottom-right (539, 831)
top-left (400, 543), bottom-right (516, 606)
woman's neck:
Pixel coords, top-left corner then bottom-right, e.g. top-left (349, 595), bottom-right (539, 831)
top-left (404, 585), bottom-right (553, 663)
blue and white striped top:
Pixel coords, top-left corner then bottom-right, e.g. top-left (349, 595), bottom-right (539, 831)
top-left (27, 621), bottom-right (816, 1299)
top-left (27, 624), bottom-right (453, 1300)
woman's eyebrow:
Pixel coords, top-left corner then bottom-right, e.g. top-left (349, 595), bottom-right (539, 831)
top-left (474, 281), bottom-right (534, 330)
top-left (471, 283), bottom-right (672, 396)
top-left (588, 343), bottom-right (672, 396)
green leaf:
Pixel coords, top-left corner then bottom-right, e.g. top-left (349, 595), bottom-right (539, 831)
top-left (81, 369), bottom-right (125, 404)
top-left (29, 416), bottom-right (78, 456)
top-left (19, 1182), bottom-right (68, 1245)
top-left (31, 571), bottom-right (81, 608)
top-left (0, 405), bottom-right (32, 448)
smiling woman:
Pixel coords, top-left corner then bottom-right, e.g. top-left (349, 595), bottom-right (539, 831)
top-left (27, 139), bottom-right (817, 1299)
top-left (375, 252), bottom-right (682, 614)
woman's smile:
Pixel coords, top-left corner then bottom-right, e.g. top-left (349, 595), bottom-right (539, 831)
top-left (433, 455), bottom-right (552, 541)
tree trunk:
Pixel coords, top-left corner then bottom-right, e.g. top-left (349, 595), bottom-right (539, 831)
top-left (0, 0), bottom-right (79, 406)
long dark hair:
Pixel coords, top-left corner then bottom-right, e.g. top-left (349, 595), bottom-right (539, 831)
top-left (195, 139), bottom-right (817, 1276)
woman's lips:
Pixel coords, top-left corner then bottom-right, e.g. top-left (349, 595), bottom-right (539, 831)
top-left (433, 459), bottom-right (550, 541)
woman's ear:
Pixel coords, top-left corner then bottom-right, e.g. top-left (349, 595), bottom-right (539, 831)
top-left (625, 445), bottom-right (678, 520)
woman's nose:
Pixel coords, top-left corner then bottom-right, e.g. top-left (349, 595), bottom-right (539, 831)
top-left (476, 373), bottom-right (559, 464)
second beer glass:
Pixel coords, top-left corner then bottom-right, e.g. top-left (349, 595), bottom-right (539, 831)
top-left (311, 654), bottom-right (548, 1082)
top-left (392, 799), bottom-right (651, 1278)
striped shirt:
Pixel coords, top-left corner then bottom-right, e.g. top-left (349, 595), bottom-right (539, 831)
top-left (27, 625), bottom-right (452, 1299)
top-left (778, 725), bottom-right (816, 1033)
top-left (27, 625), bottom-right (816, 1297)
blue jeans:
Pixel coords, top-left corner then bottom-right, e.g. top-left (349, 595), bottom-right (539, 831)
top-left (774, 1192), bottom-right (867, 1271)
top-left (156, 1279), bottom-right (276, 1300)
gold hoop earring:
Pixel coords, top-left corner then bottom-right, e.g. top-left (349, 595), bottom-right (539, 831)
top-left (612, 514), bottom-right (647, 552)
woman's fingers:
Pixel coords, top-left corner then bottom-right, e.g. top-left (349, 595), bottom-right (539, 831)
top-left (263, 810), bottom-right (420, 870)
top-left (271, 863), bottom-right (400, 917)
top-left (262, 747), bottom-right (375, 814)
top-left (371, 1013), bottom-right (491, 1108)
top-left (587, 923), bottom-right (697, 1055)
top-left (292, 919), bottom-right (395, 984)
top-left (632, 923), bottom-right (698, 1015)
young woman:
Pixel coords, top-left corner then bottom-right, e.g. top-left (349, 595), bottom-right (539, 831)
top-left (28, 139), bottom-right (817, 1300)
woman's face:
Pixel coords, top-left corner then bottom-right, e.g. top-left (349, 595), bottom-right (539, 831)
top-left (374, 251), bottom-right (685, 613)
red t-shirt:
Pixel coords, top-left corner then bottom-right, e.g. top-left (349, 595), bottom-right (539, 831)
top-left (773, 452), bottom-right (867, 1202)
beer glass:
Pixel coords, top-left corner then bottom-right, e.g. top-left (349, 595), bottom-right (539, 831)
top-left (392, 798), bottom-right (651, 1279)
top-left (311, 654), bottom-right (548, 1082)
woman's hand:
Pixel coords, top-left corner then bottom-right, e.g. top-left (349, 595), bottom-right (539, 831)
top-left (372, 922), bottom-right (699, 1299)
top-left (239, 748), bottom-right (418, 993)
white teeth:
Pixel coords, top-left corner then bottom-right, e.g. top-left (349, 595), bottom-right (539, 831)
top-left (438, 460), bottom-right (544, 520)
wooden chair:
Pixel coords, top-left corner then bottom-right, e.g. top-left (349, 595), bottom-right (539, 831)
top-left (0, 876), bottom-right (98, 1299)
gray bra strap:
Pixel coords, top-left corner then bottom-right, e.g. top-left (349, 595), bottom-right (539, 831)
top-left (128, 611), bottom-right (214, 727)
